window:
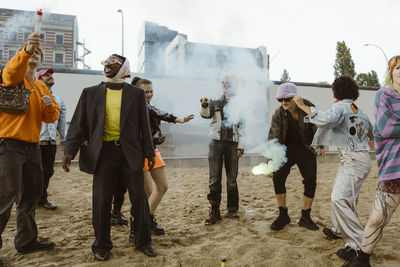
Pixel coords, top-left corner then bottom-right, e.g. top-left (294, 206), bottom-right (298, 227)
top-left (56, 34), bottom-right (64, 44)
top-left (0, 50), bottom-right (3, 60)
top-left (24, 32), bottom-right (31, 41)
top-left (9, 50), bottom-right (16, 59)
top-left (55, 53), bottom-right (63, 63)
top-left (0, 31), bottom-right (3, 41)
top-left (9, 31), bottom-right (17, 41)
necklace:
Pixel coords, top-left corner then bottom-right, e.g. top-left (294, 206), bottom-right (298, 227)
top-left (25, 76), bottom-right (39, 94)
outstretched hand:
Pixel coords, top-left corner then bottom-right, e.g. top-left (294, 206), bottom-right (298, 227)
top-left (176, 114), bottom-right (195, 123)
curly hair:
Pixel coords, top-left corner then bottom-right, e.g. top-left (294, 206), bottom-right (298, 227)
top-left (332, 76), bottom-right (359, 100)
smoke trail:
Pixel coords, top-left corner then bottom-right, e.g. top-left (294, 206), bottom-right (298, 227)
top-left (249, 139), bottom-right (287, 176)
top-left (219, 58), bottom-right (287, 176)
top-left (142, 24), bottom-right (289, 164)
top-left (0, 13), bottom-right (33, 47)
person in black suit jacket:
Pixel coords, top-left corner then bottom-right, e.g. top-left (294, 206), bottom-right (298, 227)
top-left (62, 54), bottom-right (157, 261)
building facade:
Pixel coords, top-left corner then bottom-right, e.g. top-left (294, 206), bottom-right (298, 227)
top-left (0, 8), bottom-right (79, 69)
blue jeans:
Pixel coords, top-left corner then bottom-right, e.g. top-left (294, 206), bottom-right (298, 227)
top-left (207, 140), bottom-right (239, 211)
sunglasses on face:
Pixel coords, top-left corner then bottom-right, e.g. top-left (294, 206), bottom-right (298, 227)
top-left (222, 81), bottom-right (230, 85)
top-left (101, 58), bottom-right (123, 66)
top-left (277, 97), bottom-right (293, 103)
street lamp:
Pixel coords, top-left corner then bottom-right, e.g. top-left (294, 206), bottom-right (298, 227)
top-left (117, 9), bottom-right (124, 56)
top-left (364, 43), bottom-right (388, 63)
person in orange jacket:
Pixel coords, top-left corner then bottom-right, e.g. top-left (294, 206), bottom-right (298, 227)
top-left (0, 33), bottom-right (59, 255)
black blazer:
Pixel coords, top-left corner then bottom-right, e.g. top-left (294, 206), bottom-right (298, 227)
top-left (64, 82), bottom-right (155, 174)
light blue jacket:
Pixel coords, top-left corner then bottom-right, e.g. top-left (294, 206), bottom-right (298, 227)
top-left (40, 92), bottom-right (67, 143)
top-left (304, 99), bottom-right (372, 151)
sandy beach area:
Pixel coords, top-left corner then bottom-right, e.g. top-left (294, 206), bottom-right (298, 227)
top-left (1, 156), bottom-right (399, 266)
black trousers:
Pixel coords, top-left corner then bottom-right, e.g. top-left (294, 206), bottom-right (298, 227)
top-left (113, 179), bottom-right (127, 213)
top-left (39, 144), bottom-right (57, 203)
top-left (207, 140), bottom-right (239, 211)
top-left (91, 142), bottom-right (151, 253)
top-left (0, 139), bottom-right (43, 250)
top-left (273, 147), bottom-right (317, 199)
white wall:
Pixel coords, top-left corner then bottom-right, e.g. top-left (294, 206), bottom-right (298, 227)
top-left (51, 72), bottom-right (377, 156)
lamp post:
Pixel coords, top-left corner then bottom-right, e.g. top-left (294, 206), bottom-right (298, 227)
top-left (117, 9), bottom-right (124, 56)
top-left (364, 43), bottom-right (388, 63)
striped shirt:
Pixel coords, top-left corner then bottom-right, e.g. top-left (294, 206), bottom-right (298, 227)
top-left (374, 86), bottom-right (400, 181)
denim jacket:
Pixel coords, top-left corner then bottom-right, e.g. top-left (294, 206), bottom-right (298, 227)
top-left (40, 92), bottom-right (67, 143)
top-left (304, 99), bottom-right (373, 151)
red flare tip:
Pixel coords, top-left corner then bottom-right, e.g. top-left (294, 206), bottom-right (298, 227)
top-left (36, 9), bottom-right (43, 16)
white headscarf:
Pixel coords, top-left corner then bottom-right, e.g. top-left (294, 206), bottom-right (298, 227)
top-left (104, 58), bottom-right (131, 83)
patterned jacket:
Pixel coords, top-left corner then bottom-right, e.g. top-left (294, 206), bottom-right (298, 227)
top-left (374, 87), bottom-right (400, 181)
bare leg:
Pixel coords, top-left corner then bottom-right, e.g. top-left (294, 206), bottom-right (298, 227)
top-left (361, 190), bottom-right (400, 254)
top-left (276, 193), bottom-right (286, 207)
top-left (147, 167), bottom-right (168, 214)
top-left (143, 171), bottom-right (153, 199)
top-left (303, 196), bottom-right (313, 210)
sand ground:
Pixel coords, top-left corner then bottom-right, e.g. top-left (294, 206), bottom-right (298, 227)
top-left (1, 157), bottom-right (399, 266)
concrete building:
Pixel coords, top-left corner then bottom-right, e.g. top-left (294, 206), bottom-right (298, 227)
top-left (137, 22), bottom-right (183, 74)
top-left (0, 8), bottom-right (79, 69)
top-left (137, 21), bottom-right (268, 77)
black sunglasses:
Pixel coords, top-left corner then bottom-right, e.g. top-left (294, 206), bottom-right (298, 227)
top-left (277, 97), bottom-right (293, 103)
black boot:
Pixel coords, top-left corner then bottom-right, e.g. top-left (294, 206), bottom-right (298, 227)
top-left (205, 201), bottom-right (222, 225)
top-left (150, 214), bottom-right (165, 235)
top-left (270, 206), bottom-right (291, 230)
top-left (298, 209), bottom-right (319, 230)
top-left (342, 250), bottom-right (371, 267)
top-left (110, 210), bottom-right (128, 226)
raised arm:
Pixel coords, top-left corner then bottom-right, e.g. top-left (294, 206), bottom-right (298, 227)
top-left (200, 97), bottom-right (216, 119)
top-left (294, 96), bottom-right (341, 129)
top-left (148, 104), bottom-right (177, 123)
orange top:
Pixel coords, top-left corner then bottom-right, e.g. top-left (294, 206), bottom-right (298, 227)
top-left (0, 49), bottom-right (60, 143)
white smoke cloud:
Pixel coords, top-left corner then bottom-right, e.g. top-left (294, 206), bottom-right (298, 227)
top-left (219, 53), bottom-right (288, 176)
top-left (249, 139), bottom-right (287, 176)
top-left (139, 23), bottom-right (289, 164)
top-left (0, 13), bottom-right (33, 47)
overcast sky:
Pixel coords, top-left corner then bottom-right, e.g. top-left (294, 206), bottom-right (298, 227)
top-left (1, 0), bottom-right (399, 83)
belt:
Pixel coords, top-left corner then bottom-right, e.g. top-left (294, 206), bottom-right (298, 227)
top-left (40, 140), bottom-right (56, 145)
top-left (104, 139), bottom-right (121, 146)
